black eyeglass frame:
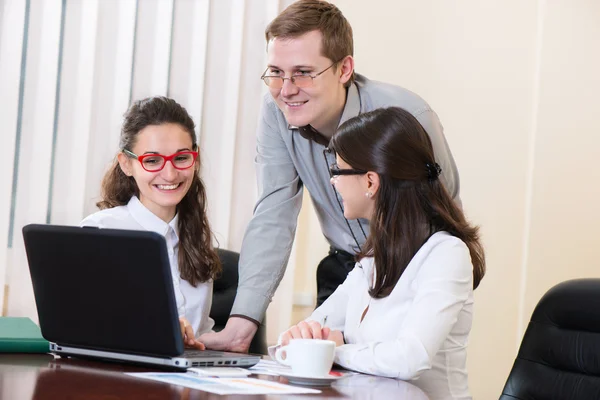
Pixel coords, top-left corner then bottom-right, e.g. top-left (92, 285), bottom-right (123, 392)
top-left (260, 59), bottom-right (343, 89)
top-left (328, 164), bottom-right (368, 179)
top-left (322, 148), bottom-right (368, 252)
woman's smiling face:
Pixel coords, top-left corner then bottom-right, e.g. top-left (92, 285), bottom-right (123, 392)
top-left (118, 123), bottom-right (196, 222)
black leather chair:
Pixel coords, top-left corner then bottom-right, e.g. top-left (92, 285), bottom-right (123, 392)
top-left (500, 279), bottom-right (600, 400)
top-left (210, 249), bottom-right (267, 355)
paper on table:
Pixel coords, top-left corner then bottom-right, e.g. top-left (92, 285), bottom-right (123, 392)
top-left (126, 372), bottom-right (321, 395)
top-left (268, 344), bottom-right (279, 359)
top-left (248, 359), bottom-right (293, 376)
top-left (187, 367), bottom-right (251, 377)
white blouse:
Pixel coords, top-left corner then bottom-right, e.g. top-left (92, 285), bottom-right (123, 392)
top-left (308, 231), bottom-right (475, 400)
top-left (81, 196), bottom-right (215, 337)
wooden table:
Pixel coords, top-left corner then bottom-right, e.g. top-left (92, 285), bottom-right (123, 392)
top-left (0, 354), bottom-right (429, 399)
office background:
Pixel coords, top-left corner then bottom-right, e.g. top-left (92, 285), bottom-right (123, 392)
top-left (1, 0), bottom-right (599, 398)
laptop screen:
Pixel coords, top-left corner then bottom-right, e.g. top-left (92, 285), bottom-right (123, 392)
top-left (23, 224), bottom-right (185, 358)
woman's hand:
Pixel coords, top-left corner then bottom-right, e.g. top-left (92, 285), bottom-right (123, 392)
top-left (280, 320), bottom-right (345, 347)
top-left (280, 320), bottom-right (325, 345)
top-left (321, 327), bottom-right (344, 347)
top-left (179, 317), bottom-right (205, 350)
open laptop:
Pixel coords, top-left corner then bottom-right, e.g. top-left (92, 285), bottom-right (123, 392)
top-left (22, 224), bottom-right (260, 370)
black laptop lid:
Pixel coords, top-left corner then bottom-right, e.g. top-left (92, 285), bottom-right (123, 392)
top-left (22, 224), bottom-right (184, 357)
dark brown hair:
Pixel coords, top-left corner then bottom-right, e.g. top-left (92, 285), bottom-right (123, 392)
top-left (265, 0), bottom-right (354, 86)
top-left (97, 96), bottom-right (221, 286)
top-left (330, 107), bottom-right (485, 298)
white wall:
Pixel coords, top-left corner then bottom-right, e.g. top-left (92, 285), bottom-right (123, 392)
top-left (521, 0), bottom-right (600, 330)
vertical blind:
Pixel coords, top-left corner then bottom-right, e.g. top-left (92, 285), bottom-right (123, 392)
top-left (0, 0), bottom-right (297, 341)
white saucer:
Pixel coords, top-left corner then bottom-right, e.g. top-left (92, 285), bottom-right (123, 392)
top-left (279, 371), bottom-right (343, 386)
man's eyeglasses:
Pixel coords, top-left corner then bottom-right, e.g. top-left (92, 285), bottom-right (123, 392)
top-left (261, 60), bottom-right (341, 90)
top-left (329, 163), bottom-right (367, 179)
top-left (123, 149), bottom-right (198, 172)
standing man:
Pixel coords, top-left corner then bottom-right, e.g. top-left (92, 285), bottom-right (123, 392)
top-left (200, 0), bottom-right (460, 352)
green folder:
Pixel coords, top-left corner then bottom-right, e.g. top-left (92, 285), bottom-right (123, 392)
top-left (0, 317), bottom-right (49, 353)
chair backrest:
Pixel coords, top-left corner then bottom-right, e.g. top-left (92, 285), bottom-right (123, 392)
top-left (500, 278), bottom-right (600, 400)
top-left (210, 249), bottom-right (268, 355)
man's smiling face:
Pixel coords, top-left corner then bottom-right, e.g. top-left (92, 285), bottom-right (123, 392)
top-left (265, 30), bottom-right (347, 133)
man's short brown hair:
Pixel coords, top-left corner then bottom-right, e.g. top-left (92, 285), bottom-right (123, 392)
top-left (265, 0), bottom-right (354, 85)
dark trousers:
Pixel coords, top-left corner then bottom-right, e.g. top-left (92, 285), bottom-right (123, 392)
top-left (316, 248), bottom-right (356, 307)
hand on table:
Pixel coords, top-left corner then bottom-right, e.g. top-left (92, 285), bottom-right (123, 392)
top-left (197, 317), bottom-right (257, 353)
top-left (179, 317), bottom-right (205, 350)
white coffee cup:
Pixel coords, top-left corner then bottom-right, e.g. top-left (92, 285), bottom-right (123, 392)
top-left (275, 339), bottom-right (336, 377)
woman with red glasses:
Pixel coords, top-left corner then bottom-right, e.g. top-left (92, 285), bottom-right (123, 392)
top-left (81, 96), bottom-right (220, 349)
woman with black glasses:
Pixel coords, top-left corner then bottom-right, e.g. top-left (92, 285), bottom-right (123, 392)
top-left (81, 96), bottom-right (220, 349)
top-left (279, 107), bottom-right (485, 400)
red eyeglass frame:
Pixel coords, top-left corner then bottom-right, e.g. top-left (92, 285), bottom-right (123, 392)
top-left (122, 149), bottom-right (198, 172)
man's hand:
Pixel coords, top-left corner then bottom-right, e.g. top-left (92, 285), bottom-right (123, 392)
top-left (198, 317), bottom-right (258, 353)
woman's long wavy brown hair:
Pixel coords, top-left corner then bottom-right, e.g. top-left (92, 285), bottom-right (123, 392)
top-left (330, 107), bottom-right (485, 298)
top-left (97, 96), bottom-right (221, 286)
